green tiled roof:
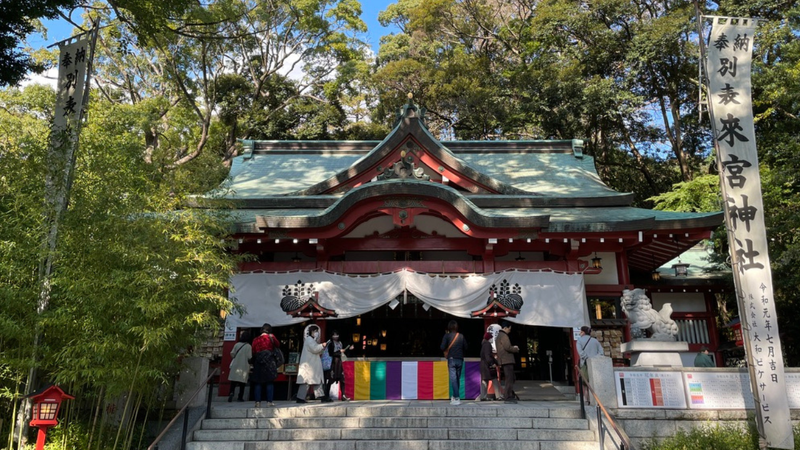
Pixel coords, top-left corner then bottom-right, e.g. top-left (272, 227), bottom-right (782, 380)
top-left (213, 144), bottom-right (627, 200)
top-left (456, 152), bottom-right (622, 198)
top-left (203, 106), bottom-right (721, 239)
top-left (215, 151), bottom-right (366, 198)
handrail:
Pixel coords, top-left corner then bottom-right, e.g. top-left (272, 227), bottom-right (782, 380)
top-left (148, 367), bottom-right (219, 450)
top-left (575, 365), bottom-right (634, 450)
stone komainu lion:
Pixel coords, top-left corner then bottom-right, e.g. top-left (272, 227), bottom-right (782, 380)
top-left (620, 288), bottom-right (678, 341)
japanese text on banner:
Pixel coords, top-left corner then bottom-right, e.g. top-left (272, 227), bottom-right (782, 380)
top-left (706, 16), bottom-right (793, 449)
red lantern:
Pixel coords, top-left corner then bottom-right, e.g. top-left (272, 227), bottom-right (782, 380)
top-left (28, 385), bottom-right (74, 450)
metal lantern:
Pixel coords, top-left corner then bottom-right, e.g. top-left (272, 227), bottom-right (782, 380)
top-left (591, 253), bottom-right (602, 269)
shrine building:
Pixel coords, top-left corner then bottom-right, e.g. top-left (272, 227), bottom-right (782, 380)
top-left (203, 99), bottom-right (726, 398)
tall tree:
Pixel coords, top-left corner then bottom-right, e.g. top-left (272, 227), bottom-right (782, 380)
top-left (374, 0), bottom-right (714, 204)
top-left (88, 0), bottom-right (369, 168)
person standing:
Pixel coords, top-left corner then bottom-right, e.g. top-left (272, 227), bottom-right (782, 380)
top-left (324, 330), bottom-right (352, 401)
top-left (577, 326), bottom-right (604, 404)
top-left (251, 324), bottom-right (281, 407)
top-left (441, 320), bottom-right (467, 405)
top-left (487, 323), bottom-right (504, 400)
top-left (478, 331), bottom-right (497, 401)
top-left (228, 331), bottom-right (252, 402)
top-left (694, 346), bottom-right (715, 367)
top-left (495, 319), bottom-right (519, 404)
top-left (296, 324), bottom-right (329, 403)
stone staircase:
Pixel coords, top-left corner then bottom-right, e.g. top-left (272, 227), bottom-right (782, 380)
top-left (186, 401), bottom-right (599, 450)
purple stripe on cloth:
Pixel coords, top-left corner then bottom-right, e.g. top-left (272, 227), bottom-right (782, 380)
top-left (385, 361), bottom-right (403, 400)
top-left (465, 361), bottom-right (481, 400)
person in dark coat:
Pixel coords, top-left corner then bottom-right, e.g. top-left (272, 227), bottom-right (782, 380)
top-left (479, 332), bottom-right (497, 401)
top-left (323, 330), bottom-right (352, 401)
top-left (495, 319), bottom-right (519, 404)
top-left (250, 323), bottom-right (281, 407)
top-left (694, 346), bottom-right (715, 367)
top-left (440, 320), bottom-right (468, 405)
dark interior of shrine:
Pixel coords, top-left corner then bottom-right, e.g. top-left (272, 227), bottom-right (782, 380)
top-left (240, 299), bottom-right (574, 383)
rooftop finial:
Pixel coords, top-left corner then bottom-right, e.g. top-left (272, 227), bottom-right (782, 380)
top-left (396, 92), bottom-right (426, 127)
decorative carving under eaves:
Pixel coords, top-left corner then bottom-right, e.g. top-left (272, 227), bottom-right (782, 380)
top-left (380, 227), bottom-right (433, 239)
top-left (377, 153), bottom-right (431, 181)
top-left (266, 230), bottom-right (291, 239)
top-left (382, 198), bottom-right (426, 209)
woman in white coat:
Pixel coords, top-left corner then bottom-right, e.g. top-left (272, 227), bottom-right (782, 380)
top-left (296, 324), bottom-right (329, 403)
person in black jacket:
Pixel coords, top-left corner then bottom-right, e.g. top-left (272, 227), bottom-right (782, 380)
top-left (440, 320), bottom-right (467, 405)
top-left (323, 330), bottom-right (351, 401)
top-left (479, 332), bottom-right (498, 401)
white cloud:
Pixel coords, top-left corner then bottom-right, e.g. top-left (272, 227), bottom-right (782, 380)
top-left (20, 67), bottom-right (58, 91)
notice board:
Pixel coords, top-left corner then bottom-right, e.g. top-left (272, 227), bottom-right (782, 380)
top-left (615, 371), bottom-right (686, 408)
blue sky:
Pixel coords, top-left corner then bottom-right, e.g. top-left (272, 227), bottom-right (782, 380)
top-left (31, 1), bottom-right (399, 53)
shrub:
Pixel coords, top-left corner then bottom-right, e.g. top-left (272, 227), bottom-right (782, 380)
top-left (642, 422), bottom-right (800, 450)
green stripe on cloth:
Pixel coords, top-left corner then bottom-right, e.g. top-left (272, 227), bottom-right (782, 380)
top-left (370, 361), bottom-right (387, 400)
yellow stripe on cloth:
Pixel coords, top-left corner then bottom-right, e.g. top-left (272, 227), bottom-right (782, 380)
top-left (354, 361), bottom-right (371, 400)
top-left (432, 361), bottom-right (449, 399)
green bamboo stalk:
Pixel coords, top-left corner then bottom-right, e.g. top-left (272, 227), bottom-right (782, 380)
top-left (113, 349), bottom-right (143, 450)
top-left (7, 374), bottom-right (21, 450)
top-left (87, 385), bottom-right (104, 450)
top-left (124, 392), bottom-right (143, 450)
top-left (135, 398), bottom-right (151, 450)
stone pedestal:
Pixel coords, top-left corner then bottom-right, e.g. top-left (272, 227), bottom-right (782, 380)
top-left (175, 356), bottom-right (210, 409)
top-left (587, 356), bottom-right (616, 408)
top-left (620, 340), bottom-right (688, 367)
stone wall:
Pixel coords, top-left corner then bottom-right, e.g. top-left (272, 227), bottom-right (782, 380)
top-left (585, 360), bottom-right (800, 448)
top-left (615, 409), bottom-right (800, 448)
top-left (593, 328), bottom-right (624, 359)
top-left (196, 326), bottom-right (224, 360)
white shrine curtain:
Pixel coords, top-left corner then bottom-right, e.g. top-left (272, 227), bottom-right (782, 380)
top-left (225, 269), bottom-right (590, 331)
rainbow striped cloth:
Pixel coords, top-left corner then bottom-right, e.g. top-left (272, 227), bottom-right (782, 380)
top-left (342, 360), bottom-right (481, 400)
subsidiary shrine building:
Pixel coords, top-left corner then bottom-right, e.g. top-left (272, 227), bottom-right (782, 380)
top-left (207, 100), bottom-right (726, 397)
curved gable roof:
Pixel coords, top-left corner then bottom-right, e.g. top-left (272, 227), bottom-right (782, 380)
top-left (214, 102), bottom-right (632, 207)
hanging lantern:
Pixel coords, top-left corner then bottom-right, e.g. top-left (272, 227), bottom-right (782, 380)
top-left (591, 252), bottom-right (602, 269)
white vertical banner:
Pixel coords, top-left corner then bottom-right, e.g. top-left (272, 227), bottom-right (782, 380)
top-left (707, 16), bottom-right (793, 449)
top-left (38, 28), bottom-right (98, 315)
top-left (51, 32), bottom-right (93, 161)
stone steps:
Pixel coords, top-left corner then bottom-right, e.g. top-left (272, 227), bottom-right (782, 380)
top-left (187, 441), bottom-right (600, 450)
top-left (199, 416), bottom-right (589, 430)
top-left (186, 403), bottom-right (597, 450)
top-left (193, 427), bottom-right (596, 441)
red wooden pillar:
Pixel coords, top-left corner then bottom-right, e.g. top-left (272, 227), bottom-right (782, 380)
top-left (571, 329), bottom-right (580, 392)
top-left (617, 252), bottom-right (633, 343)
top-left (705, 292), bottom-right (721, 366)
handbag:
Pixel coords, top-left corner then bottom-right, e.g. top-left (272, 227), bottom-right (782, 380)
top-left (273, 347), bottom-right (285, 366)
top-left (329, 381), bottom-right (341, 401)
top-left (269, 335), bottom-right (285, 366)
top-left (321, 348), bottom-right (332, 370)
